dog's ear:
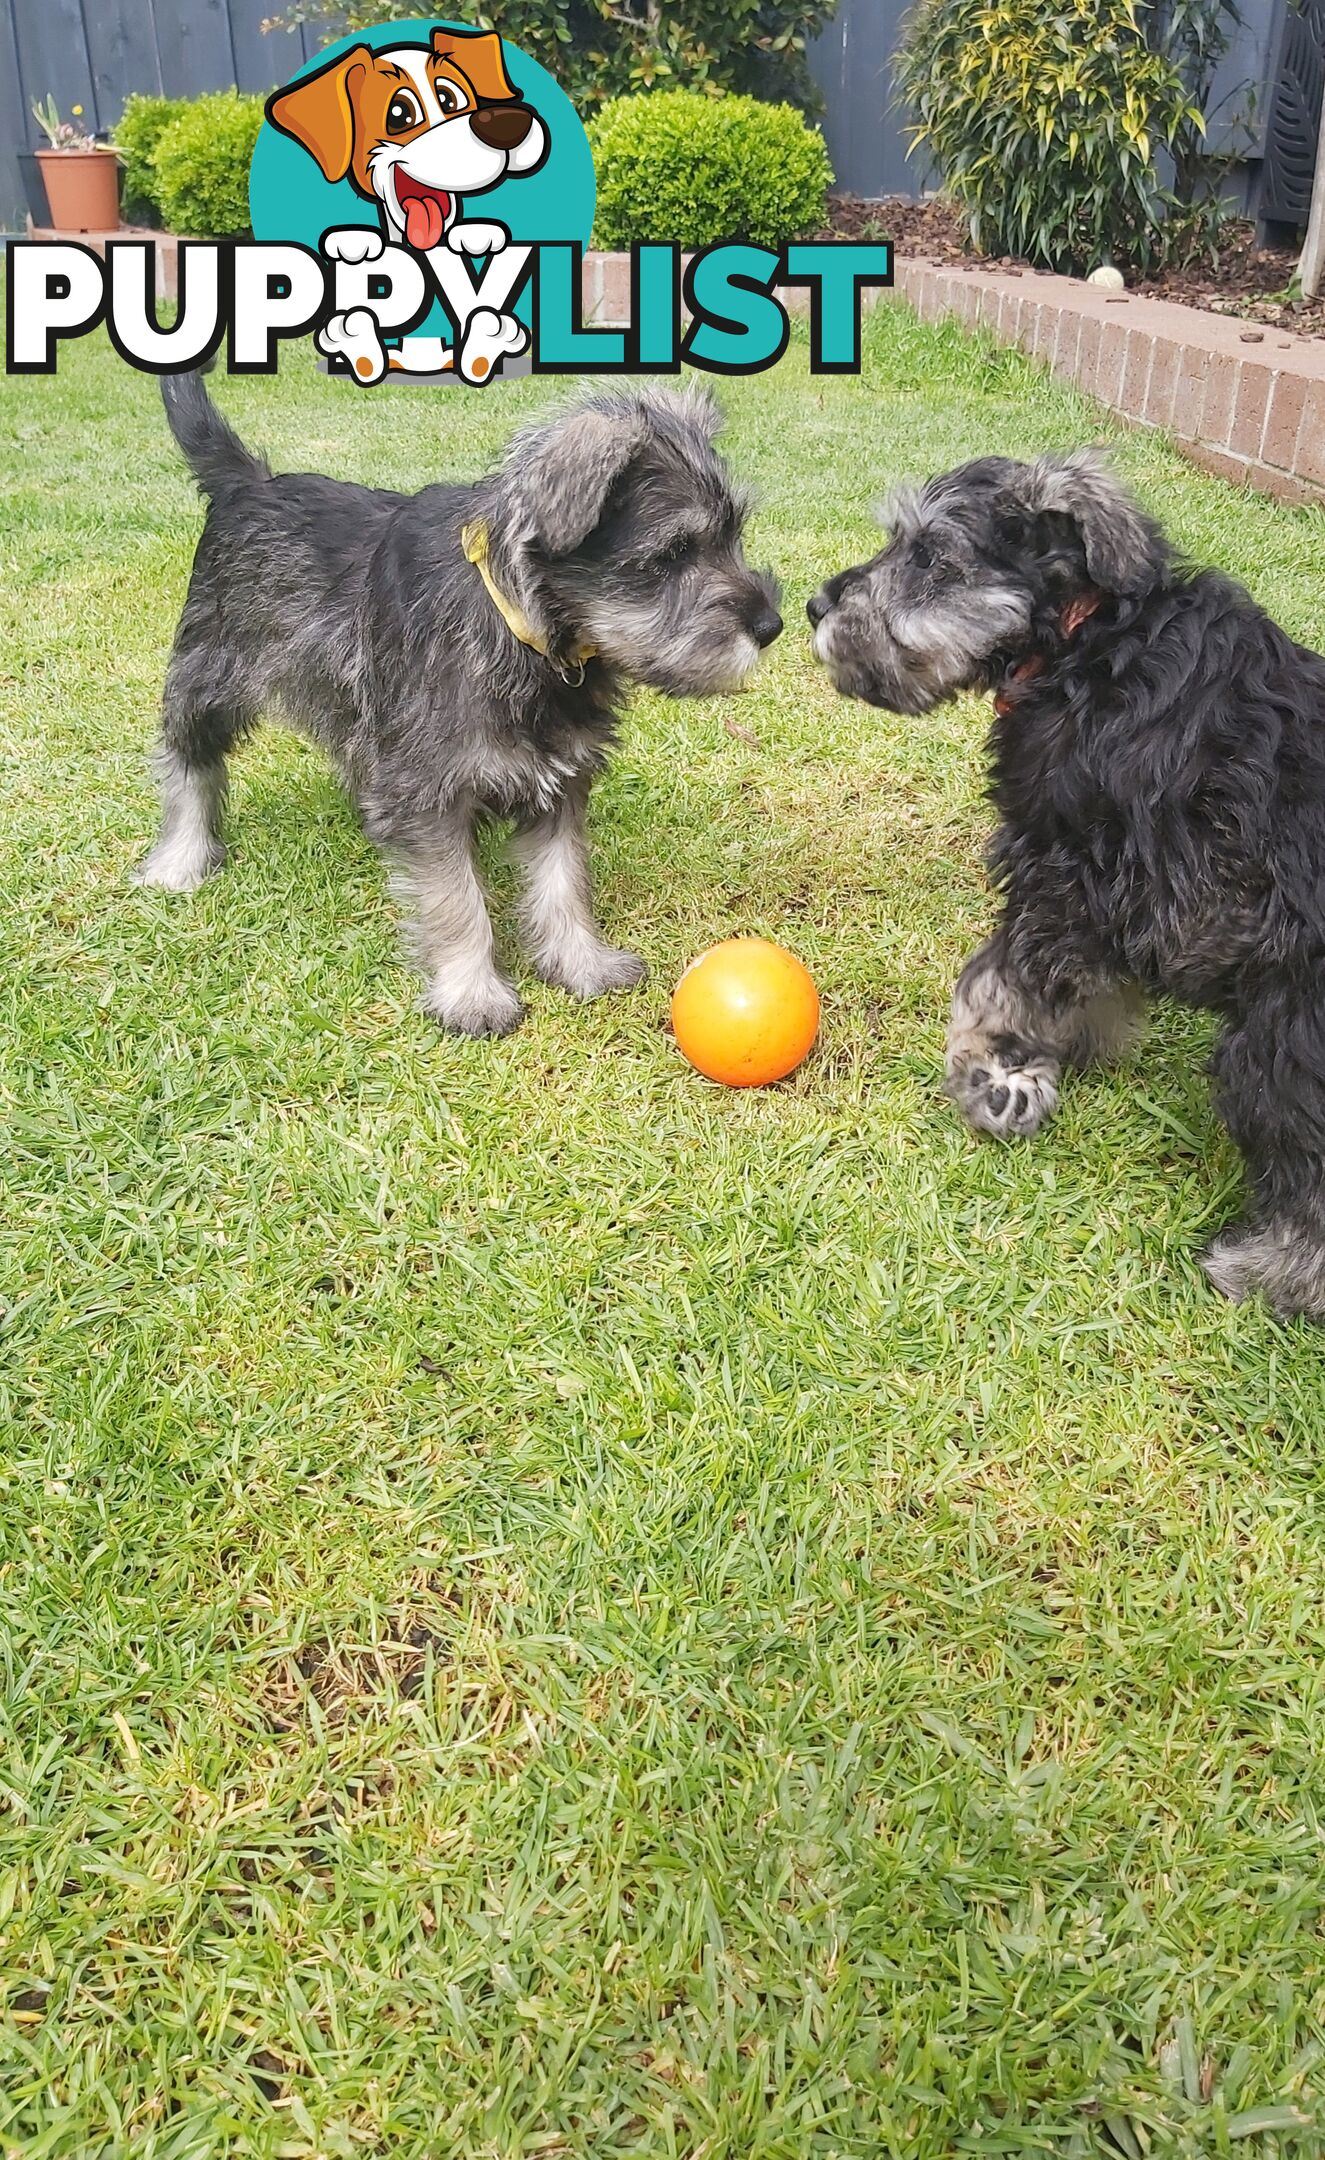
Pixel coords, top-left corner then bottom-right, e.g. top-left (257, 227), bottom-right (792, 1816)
top-left (519, 408), bottom-right (645, 556)
top-left (1017, 449), bottom-right (1161, 594)
top-left (674, 381), bottom-right (722, 439)
top-left (267, 48), bottom-right (369, 184)
top-left (433, 27), bottom-right (518, 104)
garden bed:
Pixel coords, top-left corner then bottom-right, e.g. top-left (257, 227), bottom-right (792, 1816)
top-left (822, 194), bottom-right (1325, 343)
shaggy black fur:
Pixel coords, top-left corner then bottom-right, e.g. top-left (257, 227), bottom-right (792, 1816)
top-left (138, 371), bottom-right (781, 1037)
top-left (809, 449), bottom-right (1325, 1319)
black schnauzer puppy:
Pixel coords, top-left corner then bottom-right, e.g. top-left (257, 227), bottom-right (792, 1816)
top-left (809, 449), bottom-right (1325, 1319)
top-left (138, 374), bottom-right (781, 1036)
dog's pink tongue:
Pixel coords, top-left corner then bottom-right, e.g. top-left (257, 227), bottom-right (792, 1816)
top-left (404, 194), bottom-right (446, 251)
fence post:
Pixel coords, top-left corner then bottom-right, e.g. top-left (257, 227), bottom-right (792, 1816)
top-left (1302, 86), bottom-right (1325, 298)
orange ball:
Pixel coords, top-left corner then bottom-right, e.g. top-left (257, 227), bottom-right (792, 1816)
top-left (671, 937), bottom-right (820, 1087)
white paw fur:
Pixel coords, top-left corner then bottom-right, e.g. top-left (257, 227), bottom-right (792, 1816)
top-left (947, 1049), bottom-right (1060, 1140)
top-left (536, 944), bottom-right (648, 1000)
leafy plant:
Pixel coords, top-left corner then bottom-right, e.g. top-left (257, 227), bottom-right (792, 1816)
top-left (1152, 0), bottom-right (1254, 269)
top-left (31, 96), bottom-right (97, 150)
top-left (589, 89), bottom-right (831, 248)
top-left (151, 91), bottom-right (265, 239)
top-left (261, 0), bottom-right (839, 111)
top-left (113, 94), bottom-right (191, 224)
top-left (1159, 0), bottom-right (1248, 204)
top-left (895, 0), bottom-right (1205, 276)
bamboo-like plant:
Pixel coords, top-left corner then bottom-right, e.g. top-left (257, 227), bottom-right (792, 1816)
top-left (895, 0), bottom-right (1205, 275)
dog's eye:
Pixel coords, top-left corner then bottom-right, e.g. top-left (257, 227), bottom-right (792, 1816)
top-left (433, 79), bottom-right (467, 115)
top-left (911, 538), bottom-right (936, 572)
top-left (655, 534), bottom-right (695, 567)
top-left (385, 91), bottom-right (423, 134)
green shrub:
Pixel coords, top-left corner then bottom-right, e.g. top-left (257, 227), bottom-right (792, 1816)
top-left (151, 90), bottom-right (264, 239)
top-left (589, 91), bottom-right (832, 249)
top-left (895, 0), bottom-right (1204, 275)
top-left (113, 93), bottom-right (190, 224)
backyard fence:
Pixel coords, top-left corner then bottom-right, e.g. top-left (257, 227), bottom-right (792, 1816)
top-left (1259, 0), bottom-right (1325, 237)
top-left (1, 0), bottom-right (322, 229)
top-left (0, 0), bottom-right (1312, 239)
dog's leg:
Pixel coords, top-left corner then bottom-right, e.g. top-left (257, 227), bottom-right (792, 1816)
top-left (390, 806), bottom-right (524, 1038)
top-left (510, 779), bottom-right (647, 1001)
top-left (946, 930), bottom-right (1143, 1140)
top-left (1203, 1011), bottom-right (1325, 1319)
top-left (134, 698), bottom-right (249, 891)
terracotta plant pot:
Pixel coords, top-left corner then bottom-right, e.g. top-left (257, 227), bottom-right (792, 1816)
top-left (34, 146), bottom-right (121, 233)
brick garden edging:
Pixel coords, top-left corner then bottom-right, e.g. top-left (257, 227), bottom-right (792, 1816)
top-left (592, 251), bottom-right (1325, 508)
top-left (888, 258), bottom-right (1325, 508)
top-left (35, 227), bottom-right (1325, 505)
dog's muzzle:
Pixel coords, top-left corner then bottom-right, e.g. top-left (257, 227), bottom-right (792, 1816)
top-left (807, 583), bottom-right (934, 713)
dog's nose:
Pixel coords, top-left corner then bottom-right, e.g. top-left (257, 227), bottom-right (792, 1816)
top-left (471, 104), bottom-right (534, 150)
top-left (752, 606), bottom-right (783, 649)
top-left (806, 588), bottom-right (832, 627)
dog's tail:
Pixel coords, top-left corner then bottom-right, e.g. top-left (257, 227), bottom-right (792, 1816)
top-left (160, 369), bottom-right (268, 496)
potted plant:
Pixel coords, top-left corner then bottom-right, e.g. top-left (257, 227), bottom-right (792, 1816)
top-left (31, 97), bottom-right (121, 232)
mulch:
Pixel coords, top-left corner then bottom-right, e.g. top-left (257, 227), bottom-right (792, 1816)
top-left (817, 194), bottom-right (1325, 341)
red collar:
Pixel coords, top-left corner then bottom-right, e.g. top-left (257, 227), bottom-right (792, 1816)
top-left (993, 590), bottom-right (1101, 716)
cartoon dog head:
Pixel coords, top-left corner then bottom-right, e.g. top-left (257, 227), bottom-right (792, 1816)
top-left (268, 27), bottom-right (548, 253)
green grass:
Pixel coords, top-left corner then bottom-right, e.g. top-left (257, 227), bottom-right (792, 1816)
top-left (3, 305), bottom-right (1325, 2159)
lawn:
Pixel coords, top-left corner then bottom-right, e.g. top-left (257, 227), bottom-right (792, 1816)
top-left (3, 304), bottom-right (1325, 2160)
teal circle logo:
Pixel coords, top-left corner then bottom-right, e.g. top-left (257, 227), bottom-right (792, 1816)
top-left (248, 18), bottom-right (595, 377)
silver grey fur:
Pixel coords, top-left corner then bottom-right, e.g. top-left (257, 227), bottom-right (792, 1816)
top-left (945, 935), bottom-right (1145, 1139)
top-left (140, 373), bottom-right (781, 1036)
top-left (808, 446), bottom-right (1325, 1320)
top-left (807, 450), bottom-right (1152, 713)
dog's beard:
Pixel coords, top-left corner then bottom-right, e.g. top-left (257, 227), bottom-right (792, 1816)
top-left (582, 601), bottom-right (762, 697)
top-left (813, 621), bottom-right (955, 712)
top-left (814, 585), bottom-right (1032, 712)
top-left (649, 631), bottom-right (761, 697)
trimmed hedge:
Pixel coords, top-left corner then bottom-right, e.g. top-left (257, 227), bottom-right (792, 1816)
top-left (588, 91), bottom-right (832, 250)
top-left (151, 91), bottom-right (264, 240)
top-left (113, 93), bottom-right (191, 225)
top-left (117, 78), bottom-right (834, 250)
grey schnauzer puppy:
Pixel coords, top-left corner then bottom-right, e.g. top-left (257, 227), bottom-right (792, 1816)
top-left (138, 373), bottom-right (781, 1036)
top-left (809, 449), bottom-right (1325, 1321)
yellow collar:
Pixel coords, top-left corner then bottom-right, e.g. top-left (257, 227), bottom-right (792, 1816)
top-left (461, 519), bottom-right (596, 678)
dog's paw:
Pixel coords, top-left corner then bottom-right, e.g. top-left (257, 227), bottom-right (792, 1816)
top-left (458, 307), bottom-right (528, 385)
top-left (447, 220), bottom-right (509, 257)
top-left (322, 227), bottom-right (385, 265)
top-left (1201, 1220), bottom-right (1325, 1319)
top-left (1201, 1230), bottom-right (1260, 1305)
top-left (316, 308), bottom-right (387, 384)
top-left (421, 975), bottom-right (526, 1039)
top-left (132, 837), bottom-right (226, 892)
top-left (541, 944), bottom-right (649, 1001)
top-left (947, 1045), bottom-right (1059, 1140)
